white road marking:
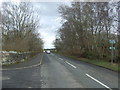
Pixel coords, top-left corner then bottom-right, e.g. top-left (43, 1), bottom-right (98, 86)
top-left (28, 87), bottom-right (32, 88)
top-left (65, 61), bottom-right (76, 68)
top-left (86, 74), bottom-right (112, 90)
top-left (59, 58), bottom-right (63, 60)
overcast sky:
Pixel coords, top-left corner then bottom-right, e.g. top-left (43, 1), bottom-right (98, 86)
top-left (33, 2), bottom-right (67, 49)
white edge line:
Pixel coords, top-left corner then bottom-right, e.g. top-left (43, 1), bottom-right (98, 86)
top-left (65, 61), bottom-right (76, 69)
top-left (86, 74), bottom-right (112, 90)
top-left (1, 54), bottom-right (44, 71)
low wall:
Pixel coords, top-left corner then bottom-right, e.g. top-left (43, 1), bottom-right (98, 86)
top-left (1, 51), bottom-right (39, 65)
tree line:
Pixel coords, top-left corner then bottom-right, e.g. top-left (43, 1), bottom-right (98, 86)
top-left (1, 2), bottom-right (43, 52)
top-left (54, 2), bottom-right (119, 62)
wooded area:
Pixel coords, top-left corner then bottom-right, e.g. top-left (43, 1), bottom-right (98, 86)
top-left (1, 2), bottom-right (43, 52)
top-left (54, 2), bottom-right (119, 62)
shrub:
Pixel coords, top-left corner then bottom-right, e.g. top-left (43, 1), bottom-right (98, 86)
top-left (81, 51), bottom-right (99, 59)
top-left (116, 56), bottom-right (120, 63)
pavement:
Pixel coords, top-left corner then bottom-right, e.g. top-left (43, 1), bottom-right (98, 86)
top-left (2, 53), bottom-right (119, 89)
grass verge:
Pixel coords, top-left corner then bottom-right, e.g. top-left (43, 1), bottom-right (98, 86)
top-left (56, 53), bottom-right (120, 72)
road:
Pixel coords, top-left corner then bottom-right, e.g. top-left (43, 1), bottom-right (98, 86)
top-left (2, 53), bottom-right (119, 89)
top-left (2, 53), bottom-right (43, 88)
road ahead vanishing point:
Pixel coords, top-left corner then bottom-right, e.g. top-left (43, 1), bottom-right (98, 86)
top-left (2, 53), bottom-right (119, 89)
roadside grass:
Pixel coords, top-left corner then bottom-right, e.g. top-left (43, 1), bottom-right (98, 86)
top-left (77, 58), bottom-right (119, 72)
top-left (56, 52), bottom-right (120, 72)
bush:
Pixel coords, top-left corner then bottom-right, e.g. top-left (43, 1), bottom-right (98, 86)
top-left (116, 56), bottom-right (120, 63)
top-left (81, 51), bottom-right (99, 59)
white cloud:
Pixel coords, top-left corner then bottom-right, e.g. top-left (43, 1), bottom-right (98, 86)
top-left (39, 26), bottom-right (57, 49)
top-left (33, 2), bottom-right (64, 49)
top-left (54, 17), bottom-right (62, 22)
top-left (41, 32), bottom-right (56, 49)
top-left (0, 0), bottom-right (3, 8)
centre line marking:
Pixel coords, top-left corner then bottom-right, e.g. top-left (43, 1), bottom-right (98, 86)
top-left (65, 61), bottom-right (76, 68)
top-left (86, 74), bottom-right (112, 90)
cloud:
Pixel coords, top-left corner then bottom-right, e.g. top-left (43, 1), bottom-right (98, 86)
top-left (40, 31), bottom-right (56, 49)
top-left (54, 17), bottom-right (62, 22)
top-left (33, 2), bottom-right (63, 49)
top-left (43, 36), bottom-right (55, 49)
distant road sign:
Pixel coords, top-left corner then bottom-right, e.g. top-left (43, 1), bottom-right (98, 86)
top-left (109, 40), bottom-right (116, 44)
top-left (109, 47), bottom-right (115, 50)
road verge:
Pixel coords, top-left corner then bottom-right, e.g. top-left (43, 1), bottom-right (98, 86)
top-left (55, 53), bottom-right (120, 72)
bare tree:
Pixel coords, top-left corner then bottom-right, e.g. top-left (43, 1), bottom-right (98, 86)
top-left (55, 2), bottom-right (118, 61)
top-left (1, 2), bottom-right (43, 52)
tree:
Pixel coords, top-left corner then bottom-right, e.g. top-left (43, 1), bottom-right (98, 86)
top-left (55, 2), bottom-right (118, 61)
top-left (1, 2), bottom-right (43, 52)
